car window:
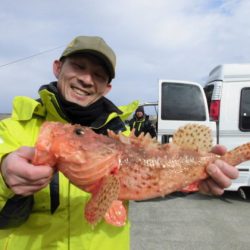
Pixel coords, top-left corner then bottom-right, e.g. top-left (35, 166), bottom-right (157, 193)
top-left (161, 82), bottom-right (206, 121)
top-left (239, 87), bottom-right (250, 131)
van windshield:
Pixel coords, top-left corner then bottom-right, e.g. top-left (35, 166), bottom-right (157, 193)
top-left (161, 82), bottom-right (206, 121)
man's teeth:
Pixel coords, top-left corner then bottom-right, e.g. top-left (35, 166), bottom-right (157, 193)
top-left (73, 87), bottom-right (89, 96)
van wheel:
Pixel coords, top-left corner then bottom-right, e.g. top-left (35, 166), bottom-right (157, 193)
top-left (238, 187), bottom-right (247, 200)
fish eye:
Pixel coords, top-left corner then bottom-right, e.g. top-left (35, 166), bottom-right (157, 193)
top-left (75, 128), bottom-right (84, 135)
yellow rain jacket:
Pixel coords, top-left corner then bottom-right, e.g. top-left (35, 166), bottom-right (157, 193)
top-left (0, 87), bottom-right (139, 250)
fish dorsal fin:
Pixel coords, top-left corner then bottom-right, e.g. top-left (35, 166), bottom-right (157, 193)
top-left (84, 175), bottom-right (120, 226)
top-left (172, 124), bottom-right (213, 152)
top-left (108, 129), bottom-right (159, 149)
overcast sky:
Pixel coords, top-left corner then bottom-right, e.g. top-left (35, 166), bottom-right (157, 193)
top-left (1, 0), bottom-right (250, 113)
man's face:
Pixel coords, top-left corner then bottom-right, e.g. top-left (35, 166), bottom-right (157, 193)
top-left (53, 54), bottom-right (112, 107)
top-left (136, 111), bottom-right (144, 118)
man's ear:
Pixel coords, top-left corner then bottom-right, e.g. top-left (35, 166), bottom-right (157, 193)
top-left (53, 60), bottom-right (62, 79)
top-left (103, 83), bottom-right (112, 96)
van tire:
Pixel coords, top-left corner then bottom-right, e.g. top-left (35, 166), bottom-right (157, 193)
top-left (238, 187), bottom-right (248, 200)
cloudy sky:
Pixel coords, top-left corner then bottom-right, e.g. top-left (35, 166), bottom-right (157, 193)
top-left (0, 0), bottom-right (250, 113)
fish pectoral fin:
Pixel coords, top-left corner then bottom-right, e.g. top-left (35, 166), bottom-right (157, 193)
top-left (84, 175), bottom-right (120, 226)
top-left (104, 200), bottom-right (127, 227)
top-left (172, 123), bottom-right (213, 152)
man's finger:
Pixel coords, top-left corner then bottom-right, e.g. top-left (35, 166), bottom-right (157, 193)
top-left (16, 146), bottom-right (35, 160)
top-left (206, 162), bottom-right (235, 189)
top-left (210, 145), bottom-right (227, 155)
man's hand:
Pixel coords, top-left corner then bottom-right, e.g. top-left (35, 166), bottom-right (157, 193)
top-left (199, 145), bottom-right (239, 196)
top-left (0, 146), bottom-right (54, 196)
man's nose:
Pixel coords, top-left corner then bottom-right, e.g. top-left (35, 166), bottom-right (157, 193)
top-left (78, 72), bottom-right (94, 86)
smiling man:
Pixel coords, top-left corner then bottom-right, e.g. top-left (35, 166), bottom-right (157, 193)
top-left (0, 36), bottom-right (137, 250)
top-left (0, 35), bottom-right (239, 250)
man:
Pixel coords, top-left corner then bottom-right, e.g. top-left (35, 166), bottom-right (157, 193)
top-left (129, 106), bottom-right (156, 138)
top-left (0, 36), bottom-right (238, 250)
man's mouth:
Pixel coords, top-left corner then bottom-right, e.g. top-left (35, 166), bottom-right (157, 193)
top-left (71, 86), bottom-right (90, 96)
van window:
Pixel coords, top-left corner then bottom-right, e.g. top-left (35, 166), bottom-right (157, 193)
top-left (204, 85), bottom-right (214, 112)
top-left (239, 87), bottom-right (250, 131)
top-left (161, 82), bottom-right (206, 121)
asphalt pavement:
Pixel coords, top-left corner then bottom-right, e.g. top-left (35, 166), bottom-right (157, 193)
top-left (129, 191), bottom-right (250, 250)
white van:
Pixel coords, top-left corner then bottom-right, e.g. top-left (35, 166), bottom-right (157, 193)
top-left (157, 64), bottom-right (250, 199)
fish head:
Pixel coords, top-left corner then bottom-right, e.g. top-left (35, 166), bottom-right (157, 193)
top-left (33, 122), bottom-right (120, 188)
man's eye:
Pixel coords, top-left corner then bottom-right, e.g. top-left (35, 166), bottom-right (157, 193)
top-left (95, 72), bottom-right (104, 78)
top-left (73, 62), bottom-right (84, 69)
top-left (95, 72), bottom-right (108, 81)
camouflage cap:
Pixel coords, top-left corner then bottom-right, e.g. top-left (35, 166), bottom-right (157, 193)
top-left (60, 36), bottom-right (116, 81)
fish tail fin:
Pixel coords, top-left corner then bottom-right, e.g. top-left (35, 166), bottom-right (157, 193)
top-left (222, 142), bottom-right (250, 166)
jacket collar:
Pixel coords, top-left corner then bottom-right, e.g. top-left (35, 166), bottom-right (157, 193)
top-left (11, 84), bottom-right (139, 128)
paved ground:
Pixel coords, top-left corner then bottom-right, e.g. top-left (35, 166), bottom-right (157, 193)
top-left (129, 191), bottom-right (250, 250)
